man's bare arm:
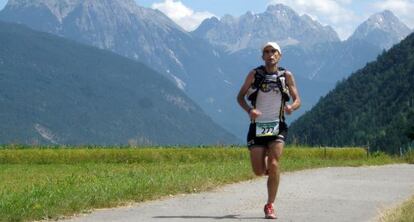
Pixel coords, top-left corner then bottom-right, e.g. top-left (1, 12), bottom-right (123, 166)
top-left (237, 70), bottom-right (255, 113)
top-left (285, 71), bottom-right (301, 111)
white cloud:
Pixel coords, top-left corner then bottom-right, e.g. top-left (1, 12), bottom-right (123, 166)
top-left (268, 0), bottom-right (360, 39)
top-left (372, 0), bottom-right (414, 28)
top-left (151, 0), bottom-right (215, 31)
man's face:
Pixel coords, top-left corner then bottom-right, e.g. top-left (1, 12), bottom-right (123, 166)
top-left (262, 46), bottom-right (281, 65)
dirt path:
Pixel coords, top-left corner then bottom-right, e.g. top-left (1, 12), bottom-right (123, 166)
top-left (61, 164), bottom-right (414, 222)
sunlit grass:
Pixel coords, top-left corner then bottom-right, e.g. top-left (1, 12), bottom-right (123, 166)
top-left (379, 195), bottom-right (414, 222)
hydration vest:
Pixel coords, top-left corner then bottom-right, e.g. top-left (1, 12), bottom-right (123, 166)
top-left (247, 65), bottom-right (291, 108)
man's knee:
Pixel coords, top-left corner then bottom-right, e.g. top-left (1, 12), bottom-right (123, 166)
top-left (252, 167), bottom-right (266, 176)
top-left (267, 159), bottom-right (280, 175)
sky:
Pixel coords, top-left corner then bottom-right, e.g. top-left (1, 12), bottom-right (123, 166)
top-left (0, 0), bottom-right (413, 40)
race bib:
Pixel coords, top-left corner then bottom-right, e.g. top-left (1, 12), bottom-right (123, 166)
top-left (256, 121), bottom-right (279, 137)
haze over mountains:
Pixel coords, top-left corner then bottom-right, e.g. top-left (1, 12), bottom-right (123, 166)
top-left (0, 20), bottom-right (238, 145)
top-left (0, 0), bottom-right (412, 143)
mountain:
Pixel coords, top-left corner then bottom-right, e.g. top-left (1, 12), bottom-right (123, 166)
top-left (349, 10), bottom-right (411, 50)
top-left (0, 21), bottom-right (239, 145)
top-left (0, 0), bottom-right (249, 140)
top-left (193, 4), bottom-right (340, 52)
top-left (0, 0), bottom-right (190, 79)
top-left (288, 32), bottom-right (414, 154)
top-left (2, 1), bottom-right (410, 142)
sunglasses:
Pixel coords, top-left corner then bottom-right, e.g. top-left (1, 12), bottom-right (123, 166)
top-left (263, 49), bottom-right (278, 54)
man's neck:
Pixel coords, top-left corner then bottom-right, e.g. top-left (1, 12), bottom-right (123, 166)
top-left (265, 64), bottom-right (278, 73)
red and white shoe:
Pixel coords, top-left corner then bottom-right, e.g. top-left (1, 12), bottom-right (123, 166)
top-left (264, 203), bottom-right (277, 219)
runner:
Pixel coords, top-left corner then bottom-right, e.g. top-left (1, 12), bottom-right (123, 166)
top-left (237, 42), bottom-right (301, 219)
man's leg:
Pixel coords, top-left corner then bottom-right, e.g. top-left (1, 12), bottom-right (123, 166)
top-left (266, 141), bottom-right (284, 204)
top-left (249, 146), bottom-right (267, 176)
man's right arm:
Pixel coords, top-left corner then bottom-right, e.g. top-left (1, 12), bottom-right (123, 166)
top-left (237, 70), bottom-right (255, 114)
top-left (237, 71), bottom-right (263, 120)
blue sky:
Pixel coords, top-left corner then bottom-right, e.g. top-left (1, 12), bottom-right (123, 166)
top-left (0, 0), bottom-right (413, 39)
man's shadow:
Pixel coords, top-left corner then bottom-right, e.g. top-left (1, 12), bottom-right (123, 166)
top-left (154, 215), bottom-right (263, 220)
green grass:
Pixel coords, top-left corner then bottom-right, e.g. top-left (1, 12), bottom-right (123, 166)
top-left (379, 195), bottom-right (414, 222)
top-left (0, 146), bottom-right (407, 222)
top-left (404, 150), bottom-right (414, 164)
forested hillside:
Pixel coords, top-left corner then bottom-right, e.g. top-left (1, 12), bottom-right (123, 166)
top-left (289, 33), bottom-right (414, 154)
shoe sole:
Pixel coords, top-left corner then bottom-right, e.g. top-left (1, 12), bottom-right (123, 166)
top-left (265, 215), bottom-right (277, 219)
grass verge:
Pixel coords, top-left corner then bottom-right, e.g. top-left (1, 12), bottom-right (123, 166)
top-left (379, 195), bottom-right (414, 222)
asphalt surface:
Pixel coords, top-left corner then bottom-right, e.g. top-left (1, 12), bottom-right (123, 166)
top-left (60, 164), bottom-right (414, 222)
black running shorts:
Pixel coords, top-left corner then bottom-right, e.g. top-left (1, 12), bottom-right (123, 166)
top-left (247, 121), bottom-right (288, 149)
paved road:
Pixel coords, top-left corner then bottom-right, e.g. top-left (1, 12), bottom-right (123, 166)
top-left (61, 164), bottom-right (414, 222)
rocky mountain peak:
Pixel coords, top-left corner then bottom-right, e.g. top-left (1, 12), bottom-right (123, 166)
top-left (265, 4), bottom-right (298, 17)
top-left (193, 3), bottom-right (339, 52)
top-left (366, 10), bottom-right (406, 30)
top-left (349, 10), bottom-right (411, 49)
top-left (4, 0), bottom-right (172, 26)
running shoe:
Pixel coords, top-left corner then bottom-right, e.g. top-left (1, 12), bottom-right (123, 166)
top-left (264, 203), bottom-right (276, 219)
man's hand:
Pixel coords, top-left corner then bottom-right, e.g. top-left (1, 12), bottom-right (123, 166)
top-left (249, 108), bottom-right (262, 120)
top-left (284, 105), bottom-right (293, 115)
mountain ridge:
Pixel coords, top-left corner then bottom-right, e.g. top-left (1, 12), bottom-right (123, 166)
top-left (0, 20), bottom-right (240, 145)
top-left (193, 4), bottom-right (340, 52)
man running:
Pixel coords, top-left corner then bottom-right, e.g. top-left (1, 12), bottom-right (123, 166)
top-left (237, 42), bottom-right (301, 219)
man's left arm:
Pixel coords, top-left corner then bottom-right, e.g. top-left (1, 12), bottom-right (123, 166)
top-left (284, 71), bottom-right (301, 114)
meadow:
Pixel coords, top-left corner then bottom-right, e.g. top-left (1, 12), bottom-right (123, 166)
top-left (0, 145), bottom-right (409, 222)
